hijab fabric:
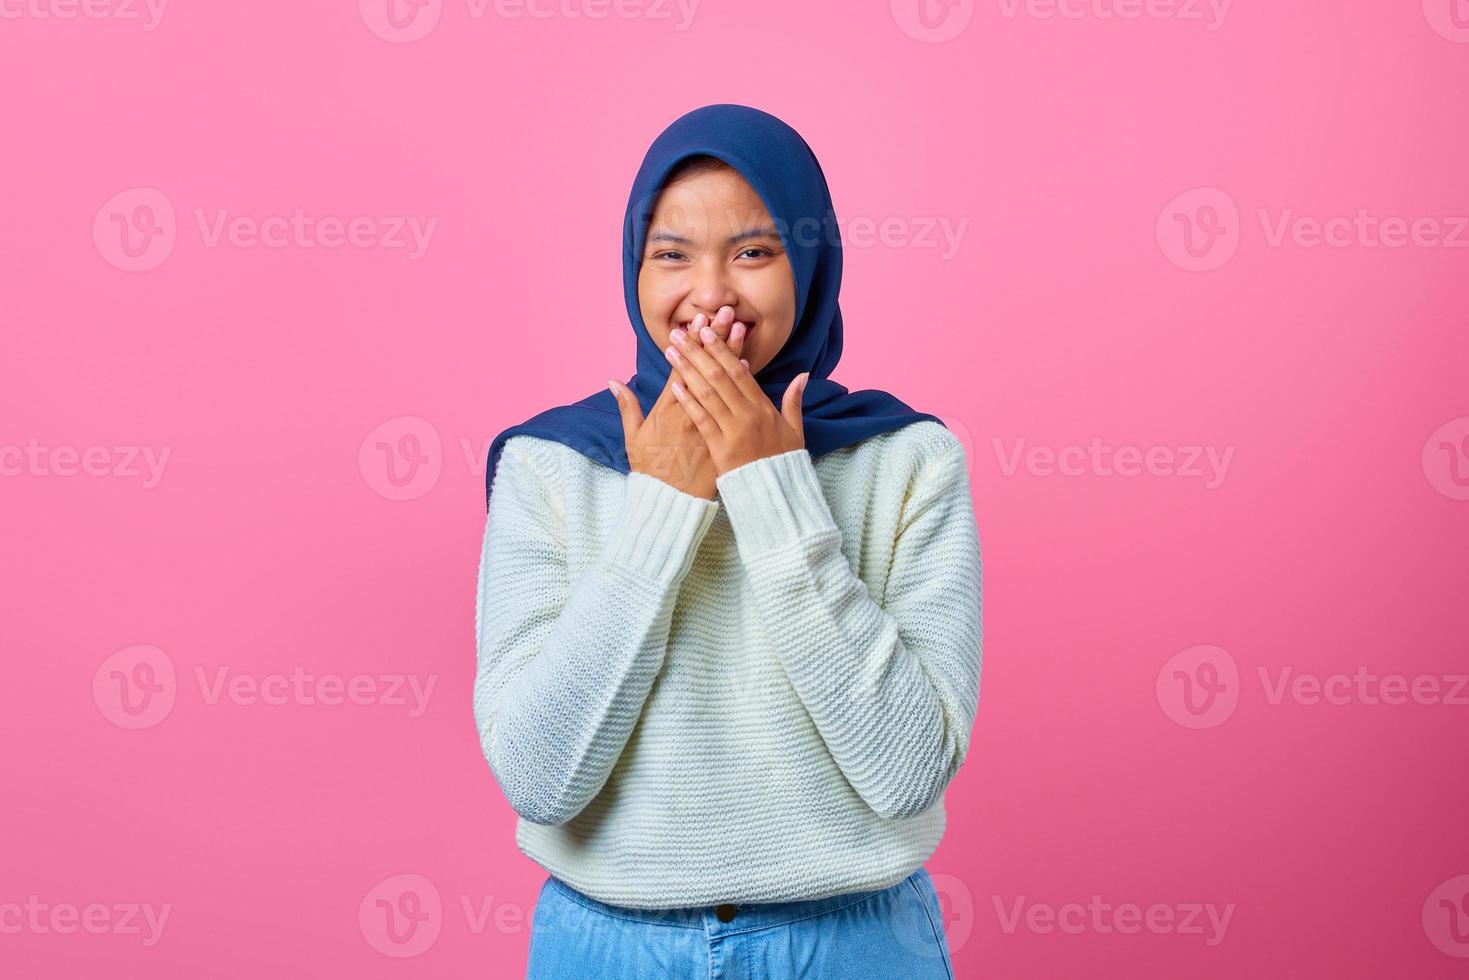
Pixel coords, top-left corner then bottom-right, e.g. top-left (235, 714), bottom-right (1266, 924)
top-left (484, 103), bottom-right (944, 510)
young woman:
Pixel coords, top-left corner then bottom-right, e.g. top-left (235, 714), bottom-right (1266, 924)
top-left (475, 103), bottom-right (982, 979)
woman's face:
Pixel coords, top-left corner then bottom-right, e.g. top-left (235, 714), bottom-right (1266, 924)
top-left (638, 165), bottom-right (797, 377)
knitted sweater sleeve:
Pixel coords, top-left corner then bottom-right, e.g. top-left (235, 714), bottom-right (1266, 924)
top-left (474, 438), bottom-right (720, 826)
top-left (713, 440), bottom-right (983, 820)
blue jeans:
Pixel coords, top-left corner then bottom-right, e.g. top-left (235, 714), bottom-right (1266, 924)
top-left (524, 867), bottom-right (955, 979)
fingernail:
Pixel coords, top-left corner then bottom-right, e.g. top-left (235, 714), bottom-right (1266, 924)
top-left (732, 322), bottom-right (745, 340)
top-left (670, 328), bottom-right (686, 343)
top-left (700, 326), bottom-right (716, 343)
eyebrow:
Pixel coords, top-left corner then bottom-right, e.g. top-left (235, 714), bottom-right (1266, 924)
top-left (646, 225), bottom-right (781, 247)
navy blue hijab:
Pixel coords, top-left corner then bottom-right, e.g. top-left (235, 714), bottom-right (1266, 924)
top-left (484, 103), bottom-right (943, 510)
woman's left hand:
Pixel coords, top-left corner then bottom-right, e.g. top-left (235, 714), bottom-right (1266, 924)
top-left (664, 321), bottom-right (810, 476)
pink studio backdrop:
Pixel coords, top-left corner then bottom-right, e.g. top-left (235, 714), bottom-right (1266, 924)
top-left (2, 1), bottom-right (1467, 977)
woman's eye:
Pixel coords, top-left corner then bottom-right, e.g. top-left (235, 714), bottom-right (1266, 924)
top-left (738, 247), bottom-right (773, 260)
top-left (652, 250), bottom-right (688, 262)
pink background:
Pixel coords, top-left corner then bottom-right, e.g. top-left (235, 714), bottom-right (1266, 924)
top-left (3, 0), bottom-right (1468, 977)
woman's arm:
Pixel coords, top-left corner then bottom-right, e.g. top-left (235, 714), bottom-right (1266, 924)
top-left (474, 437), bottom-right (719, 826)
top-left (713, 438), bottom-right (983, 820)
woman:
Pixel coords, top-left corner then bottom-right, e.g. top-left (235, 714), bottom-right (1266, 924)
top-left (474, 103), bottom-right (982, 979)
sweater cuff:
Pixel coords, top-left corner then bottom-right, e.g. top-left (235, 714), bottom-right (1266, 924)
top-left (715, 448), bottom-right (839, 555)
top-left (602, 471), bottom-right (720, 584)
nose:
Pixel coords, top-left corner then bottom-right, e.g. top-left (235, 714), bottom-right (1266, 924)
top-left (687, 255), bottom-right (739, 320)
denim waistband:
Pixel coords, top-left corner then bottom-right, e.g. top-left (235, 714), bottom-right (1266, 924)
top-left (543, 867), bottom-right (930, 935)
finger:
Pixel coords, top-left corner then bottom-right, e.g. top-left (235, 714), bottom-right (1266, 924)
top-left (712, 305), bottom-right (735, 340)
top-left (607, 379), bottom-right (643, 443)
top-left (666, 330), bottom-right (736, 430)
top-left (694, 323), bottom-right (764, 406)
top-left (781, 372), bottom-right (809, 443)
top-left (670, 375), bottom-right (722, 445)
top-left (730, 320), bottom-right (747, 360)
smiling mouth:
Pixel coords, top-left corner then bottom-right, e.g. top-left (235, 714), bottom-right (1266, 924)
top-left (677, 319), bottom-right (751, 332)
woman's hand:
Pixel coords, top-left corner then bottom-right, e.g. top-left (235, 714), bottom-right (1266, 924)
top-left (608, 307), bottom-right (746, 500)
top-left (664, 322), bottom-right (809, 477)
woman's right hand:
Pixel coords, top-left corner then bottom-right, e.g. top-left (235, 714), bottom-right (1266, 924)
top-left (610, 306), bottom-right (747, 500)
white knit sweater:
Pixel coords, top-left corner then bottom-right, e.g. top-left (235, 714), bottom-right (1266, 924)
top-left (473, 419), bottom-right (982, 909)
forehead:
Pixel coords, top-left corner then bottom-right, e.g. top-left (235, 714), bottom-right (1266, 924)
top-left (650, 168), bottom-right (772, 230)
